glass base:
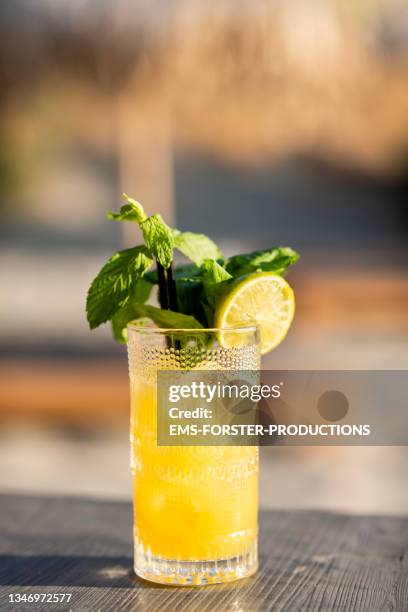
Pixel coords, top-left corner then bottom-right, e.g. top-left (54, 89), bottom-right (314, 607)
top-left (134, 539), bottom-right (258, 586)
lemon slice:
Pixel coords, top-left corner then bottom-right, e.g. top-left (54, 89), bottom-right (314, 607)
top-left (215, 272), bottom-right (295, 355)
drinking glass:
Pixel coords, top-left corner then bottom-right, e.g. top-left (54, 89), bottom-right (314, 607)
top-left (127, 325), bottom-right (260, 585)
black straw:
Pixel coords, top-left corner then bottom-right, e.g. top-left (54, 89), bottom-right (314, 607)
top-left (167, 265), bottom-right (178, 312)
top-left (157, 262), bottom-right (169, 310)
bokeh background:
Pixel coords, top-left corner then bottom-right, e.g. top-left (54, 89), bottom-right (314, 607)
top-left (1, 0), bottom-right (407, 514)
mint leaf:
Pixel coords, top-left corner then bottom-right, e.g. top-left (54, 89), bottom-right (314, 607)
top-left (201, 259), bottom-right (232, 283)
top-left (200, 259), bottom-right (232, 310)
top-left (140, 214), bottom-right (174, 269)
top-left (226, 247), bottom-right (299, 277)
top-left (132, 304), bottom-right (203, 329)
top-left (111, 302), bottom-right (136, 343)
top-left (107, 204), bottom-right (142, 223)
top-left (174, 261), bottom-right (231, 325)
top-left (173, 230), bottom-right (222, 266)
top-left (133, 277), bottom-right (153, 303)
top-left (174, 263), bottom-right (200, 279)
top-left (110, 278), bottom-right (153, 343)
top-left (175, 278), bottom-right (207, 326)
top-left (86, 246), bottom-right (153, 329)
top-left (107, 194), bottom-right (146, 223)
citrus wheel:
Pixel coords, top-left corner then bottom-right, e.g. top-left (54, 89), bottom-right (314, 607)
top-left (215, 272), bottom-right (295, 355)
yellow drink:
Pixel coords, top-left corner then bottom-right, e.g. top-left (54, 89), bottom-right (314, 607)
top-left (128, 326), bottom-right (260, 585)
top-left (131, 379), bottom-right (258, 560)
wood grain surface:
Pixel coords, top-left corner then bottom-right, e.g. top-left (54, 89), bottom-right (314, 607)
top-left (0, 494), bottom-right (407, 611)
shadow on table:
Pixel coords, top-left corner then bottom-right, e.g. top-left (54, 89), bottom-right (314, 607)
top-left (0, 554), bottom-right (147, 589)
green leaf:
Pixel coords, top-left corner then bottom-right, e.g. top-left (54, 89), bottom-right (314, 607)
top-left (110, 278), bottom-right (153, 343)
top-left (174, 263), bottom-right (201, 279)
top-left (86, 245), bottom-right (153, 329)
top-left (226, 247), bottom-right (299, 277)
top-left (173, 230), bottom-right (222, 265)
top-left (200, 259), bottom-right (232, 309)
top-left (175, 278), bottom-right (208, 326)
top-left (201, 259), bottom-right (232, 283)
top-left (107, 204), bottom-right (141, 223)
top-left (107, 194), bottom-right (146, 224)
top-left (111, 302), bottom-right (136, 343)
top-left (201, 302), bottom-right (214, 327)
top-left (140, 214), bottom-right (174, 269)
top-left (133, 277), bottom-right (153, 303)
top-left (144, 269), bottom-right (158, 284)
top-left (132, 304), bottom-right (203, 329)
top-left (111, 309), bottom-right (154, 344)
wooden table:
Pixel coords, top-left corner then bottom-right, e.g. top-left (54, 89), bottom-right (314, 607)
top-left (0, 494), bottom-right (407, 611)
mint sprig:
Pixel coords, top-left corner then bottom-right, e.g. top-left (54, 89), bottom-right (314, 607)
top-left (86, 193), bottom-right (299, 341)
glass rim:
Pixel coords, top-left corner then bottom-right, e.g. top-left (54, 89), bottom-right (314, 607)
top-left (127, 323), bottom-right (258, 334)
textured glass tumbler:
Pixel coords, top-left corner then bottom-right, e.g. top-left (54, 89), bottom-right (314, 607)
top-left (127, 326), bottom-right (260, 586)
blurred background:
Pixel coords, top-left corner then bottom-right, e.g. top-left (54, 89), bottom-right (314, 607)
top-left (0, 0), bottom-right (407, 514)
